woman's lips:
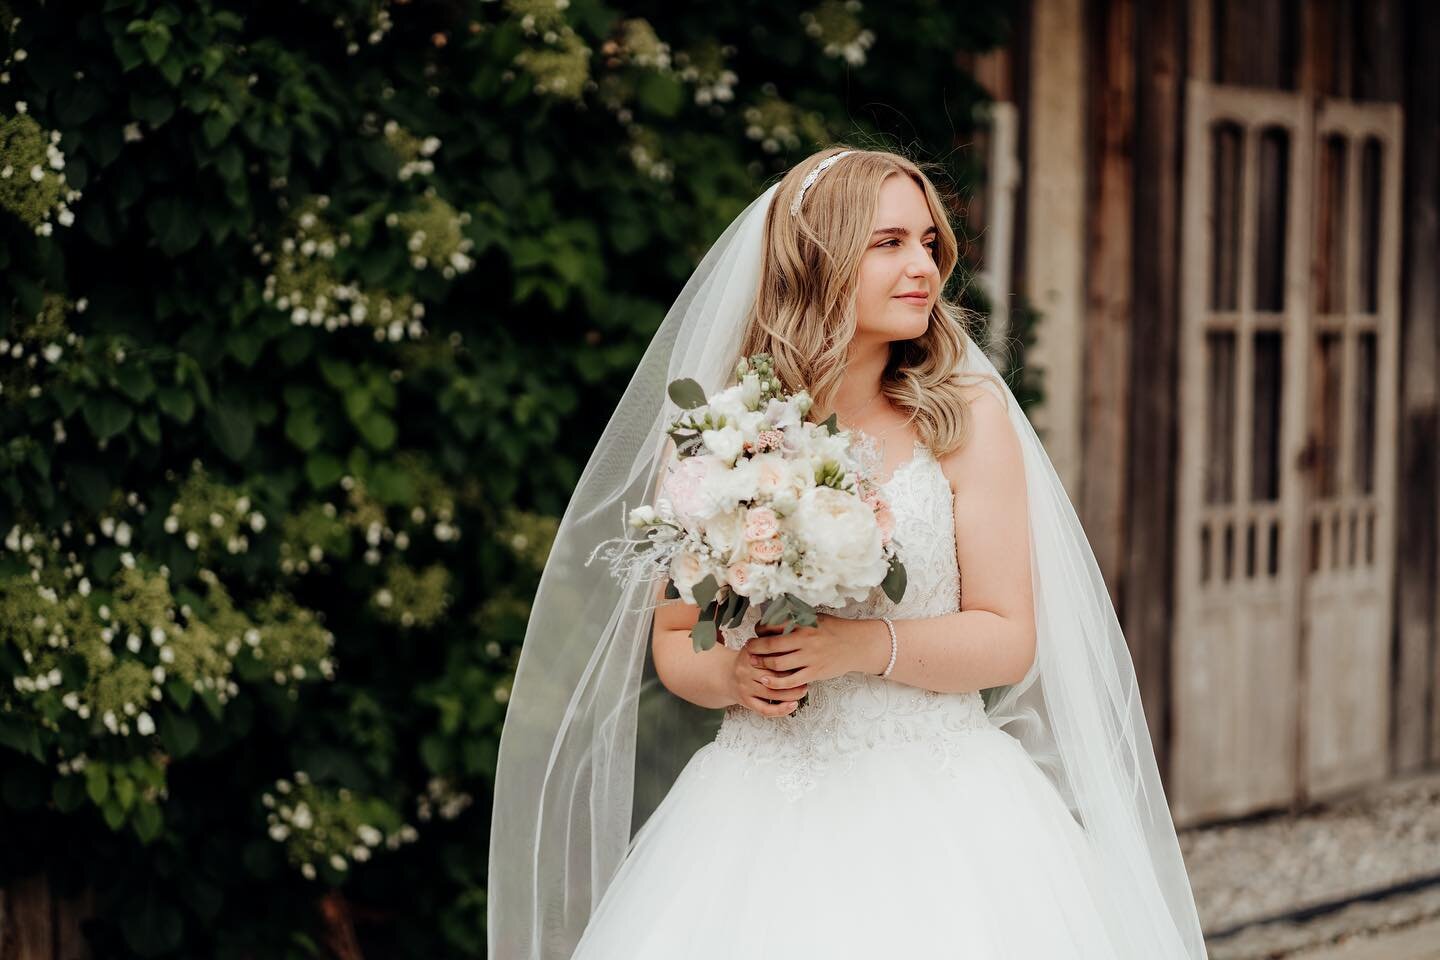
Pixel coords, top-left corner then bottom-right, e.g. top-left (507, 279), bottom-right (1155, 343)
top-left (894, 293), bottom-right (929, 303)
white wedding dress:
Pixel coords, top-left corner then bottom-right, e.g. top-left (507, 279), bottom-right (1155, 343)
top-left (570, 441), bottom-right (1126, 958)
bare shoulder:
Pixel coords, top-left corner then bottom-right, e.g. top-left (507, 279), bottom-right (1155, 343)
top-left (936, 379), bottom-right (1023, 492)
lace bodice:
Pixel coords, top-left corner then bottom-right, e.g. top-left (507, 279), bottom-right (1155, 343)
top-left (703, 441), bottom-right (991, 801)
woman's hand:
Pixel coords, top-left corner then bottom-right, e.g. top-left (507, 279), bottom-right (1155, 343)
top-left (745, 613), bottom-right (875, 690)
top-left (727, 644), bottom-right (807, 718)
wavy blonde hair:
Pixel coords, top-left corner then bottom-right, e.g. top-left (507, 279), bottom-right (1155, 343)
top-left (737, 145), bottom-right (1004, 457)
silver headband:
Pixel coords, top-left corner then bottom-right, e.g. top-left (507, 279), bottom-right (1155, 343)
top-left (789, 150), bottom-right (856, 217)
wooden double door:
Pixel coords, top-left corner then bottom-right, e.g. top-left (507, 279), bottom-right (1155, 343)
top-left (1170, 81), bottom-right (1403, 825)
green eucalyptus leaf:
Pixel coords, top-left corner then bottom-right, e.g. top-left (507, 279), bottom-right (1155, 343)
top-left (690, 618), bottom-right (716, 652)
top-left (691, 573), bottom-right (719, 610)
top-left (881, 559), bottom-right (908, 604)
top-left (667, 378), bottom-right (708, 410)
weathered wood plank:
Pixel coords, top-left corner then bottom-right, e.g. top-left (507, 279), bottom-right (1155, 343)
top-left (1396, 0), bottom-right (1440, 771)
top-left (1081, 0), bottom-right (1135, 608)
top-left (1125, 0), bottom-right (1185, 781)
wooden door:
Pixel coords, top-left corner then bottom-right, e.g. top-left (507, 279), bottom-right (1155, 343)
top-left (1172, 83), bottom-right (1313, 825)
top-left (1298, 100), bottom-right (1403, 800)
top-left (1171, 82), bottom-right (1403, 826)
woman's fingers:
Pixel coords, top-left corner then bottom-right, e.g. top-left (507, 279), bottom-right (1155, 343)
top-left (753, 677), bottom-right (807, 700)
top-left (752, 652), bottom-right (801, 673)
top-left (746, 695), bottom-right (799, 717)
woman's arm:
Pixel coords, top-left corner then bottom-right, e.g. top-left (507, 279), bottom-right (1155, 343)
top-left (750, 386), bottom-right (1037, 694)
top-left (650, 583), bottom-right (742, 709)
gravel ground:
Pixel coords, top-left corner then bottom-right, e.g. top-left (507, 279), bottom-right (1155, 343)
top-left (1176, 769), bottom-right (1440, 958)
top-left (1204, 885), bottom-right (1440, 959)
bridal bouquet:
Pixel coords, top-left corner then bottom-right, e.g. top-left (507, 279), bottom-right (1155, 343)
top-left (591, 354), bottom-right (907, 653)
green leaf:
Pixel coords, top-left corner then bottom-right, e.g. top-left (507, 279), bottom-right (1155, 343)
top-left (157, 52), bottom-right (183, 87)
top-left (156, 386), bottom-right (195, 423)
top-left (165, 677), bottom-right (194, 710)
top-left (666, 378), bottom-right (708, 410)
top-left (691, 573), bottom-right (719, 610)
top-left (207, 400), bottom-right (255, 461)
top-left (102, 799), bottom-right (126, 831)
top-left (317, 354), bottom-right (355, 390)
top-left (663, 578), bottom-right (679, 600)
top-left (726, 595), bottom-right (750, 628)
top-left (136, 412), bottom-right (161, 445)
top-left (690, 618), bottom-right (716, 652)
top-left (146, 196), bottom-right (202, 255)
top-left (139, 23), bottom-right (171, 64)
top-left (354, 410), bottom-right (397, 450)
top-left (85, 765), bottom-right (109, 805)
top-left (202, 109), bottom-right (236, 149)
top-left (129, 89), bottom-right (175, 126)
top-left (82, 396), bottom-right (133, 440)
top-left (635, 72), bottom-right (686, 117)
top-left (114, 364), bottom-right (156, 402)
top-left (285, 407), bottom-right (322, 451)
top-left (881, 558), bottom-right (908, 604)
top-left (305, 452), bottom-right (345, 489)
top-left (821, 412), bottom-right (839, 435)
top-left (53, 776), bottom-right (86, 813)
top-left (132, 802), bottom-right (164, 844)
top-left (114, 775), bottom-right (137, 812)
top-left (159, 711), bottom-right (199, 758)
top-left (50, 383), bottom-right (82, 417)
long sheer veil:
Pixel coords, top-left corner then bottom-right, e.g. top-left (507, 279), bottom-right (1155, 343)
top-left (487, 180), bottom-right (1209, 959)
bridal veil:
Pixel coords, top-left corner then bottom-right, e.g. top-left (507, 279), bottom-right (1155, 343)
top-left (487, 168), bottom-right (1209, 959)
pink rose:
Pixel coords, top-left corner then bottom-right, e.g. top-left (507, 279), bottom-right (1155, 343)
top-left (726, 563), bottom-right (752, 596)
top-left (749, 536), bottom-right (784, 563)
top-left (743, 506), bottom-right (780, 542)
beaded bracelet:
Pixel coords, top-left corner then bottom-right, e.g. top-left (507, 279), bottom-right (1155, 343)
top-left (879, 616), bottom-right (898, 679)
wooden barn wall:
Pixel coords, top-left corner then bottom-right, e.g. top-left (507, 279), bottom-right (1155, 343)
top-left (1060, 0), bottom-right (1436, 789)
top-left (1397, 0), bottom-right (1440, 772)
top-left (1123, 0), bottom-right (1187, 779)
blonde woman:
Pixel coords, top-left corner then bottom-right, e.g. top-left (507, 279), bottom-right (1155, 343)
top-left (489, 148), bottom-right (1209, 959)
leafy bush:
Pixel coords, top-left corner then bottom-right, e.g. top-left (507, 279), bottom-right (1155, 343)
top-left (0, 0), bottom-right (1013, 955)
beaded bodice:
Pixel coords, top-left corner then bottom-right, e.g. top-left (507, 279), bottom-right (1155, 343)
top-left (703, 441), bottom-right (991, 801)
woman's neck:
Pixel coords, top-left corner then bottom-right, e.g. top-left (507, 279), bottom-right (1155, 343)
top-left (824, 342), bottom-right (890, 421)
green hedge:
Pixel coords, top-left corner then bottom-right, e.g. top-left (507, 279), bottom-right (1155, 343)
top-left (0, 1), bottom-right (1017, 955)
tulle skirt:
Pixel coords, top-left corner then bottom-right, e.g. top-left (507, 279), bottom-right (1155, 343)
top-left (570, 720), bottom-right (1126, 958)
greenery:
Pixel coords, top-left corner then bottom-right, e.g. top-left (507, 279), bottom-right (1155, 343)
top-left (0, 0), bottom-right (1019, 955)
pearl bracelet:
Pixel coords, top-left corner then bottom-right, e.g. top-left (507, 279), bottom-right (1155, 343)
top-left (879, 616), bottom-right (898, 679)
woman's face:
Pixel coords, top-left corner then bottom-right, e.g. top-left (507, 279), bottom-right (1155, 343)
top-left (853, 174), bottom-right (940, 345)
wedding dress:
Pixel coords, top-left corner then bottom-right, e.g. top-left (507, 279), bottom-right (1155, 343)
top-left (568, 440), bottom-right (1127, 958)
top-left (487, 173), bottom-right (1208, 960)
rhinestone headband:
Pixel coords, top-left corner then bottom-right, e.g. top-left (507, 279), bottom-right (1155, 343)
top-left (789, 150), bottom-right (856, 217)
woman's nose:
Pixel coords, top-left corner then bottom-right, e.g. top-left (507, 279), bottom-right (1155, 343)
top-left (906, 247), bottom-right (938, 277)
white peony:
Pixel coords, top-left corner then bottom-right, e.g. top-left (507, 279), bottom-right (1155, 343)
top-left (701, 509), bottom-right (747, 565)
top-left (791, 486), bottom-right (888, 600)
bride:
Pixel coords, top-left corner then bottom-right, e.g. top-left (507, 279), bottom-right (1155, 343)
top-left (488, 147), bottom-right (1210, 958)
